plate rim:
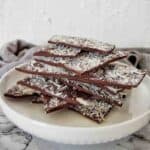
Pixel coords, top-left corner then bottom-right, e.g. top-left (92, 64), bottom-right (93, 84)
top-left (0, 64), bottom-right (150, 131)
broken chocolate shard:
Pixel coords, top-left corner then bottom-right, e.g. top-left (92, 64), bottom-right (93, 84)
top-left (35, 50), bottom-right (127, 74)
top-left (48, 35), bottom-right (115, 54)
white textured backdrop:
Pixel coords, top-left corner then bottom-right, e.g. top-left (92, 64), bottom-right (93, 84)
top-left (0, 0), bottom-right (150, 47)
top-left (0, 1), bottom-right (150, 149)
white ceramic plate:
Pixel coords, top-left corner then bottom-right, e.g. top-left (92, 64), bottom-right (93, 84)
top-left (0, 67), bottom-right (150, 145)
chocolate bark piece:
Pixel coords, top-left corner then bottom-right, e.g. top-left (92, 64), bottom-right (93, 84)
top-left (17, 76), bottom-right (75, 101)
top-left (35, 50), bottom-right (127, 74)
top-left (84, 62), bottom-right (146, 88)
top-left (48, 35), bottom-right (115, 54)
top-left (16, 60), bottom-right (145, 88)
top-left (61, 79), bottom-right (123, 106)
top-left (69, 97), bottom-right (113, 123)
top-left (4, 84), bottom-right (37, 98)
top-left (34, 44), bottom-right (81, 57)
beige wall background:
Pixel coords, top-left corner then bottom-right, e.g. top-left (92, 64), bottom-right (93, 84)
top-left (0, 0), bottom-right (150, 47)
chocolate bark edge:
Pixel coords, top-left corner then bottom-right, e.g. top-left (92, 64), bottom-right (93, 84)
top-left (4, 94), bottom-right (34, 98)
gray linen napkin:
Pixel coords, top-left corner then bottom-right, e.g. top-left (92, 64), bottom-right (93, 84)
top-left (119, 48), bottom-right (150, 74)
top-left (0, 39), bottom-right (37, 149)
top-left (0, 39), bottom-right (38, 77)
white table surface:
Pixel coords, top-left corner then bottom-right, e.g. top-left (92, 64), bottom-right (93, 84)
top-left (0, 107), bottom-right (150, 150)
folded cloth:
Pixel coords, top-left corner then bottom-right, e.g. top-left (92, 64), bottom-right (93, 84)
top-left (120, 48), bottom-right (150, 75)
top-left (0, 40), bottom-right (37, 77)
top-left (0, 40), bottom-right (36, 145)
top-left (127, 50), bottom-right (142, 68)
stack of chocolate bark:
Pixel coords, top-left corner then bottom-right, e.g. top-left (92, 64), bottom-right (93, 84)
top-left (5, 35), bottom-right (146, 123)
